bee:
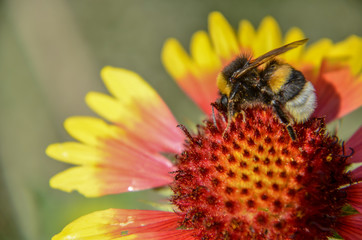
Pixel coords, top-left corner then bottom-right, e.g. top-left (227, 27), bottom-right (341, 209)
top-left (216, 39), bottom-right (316, 140)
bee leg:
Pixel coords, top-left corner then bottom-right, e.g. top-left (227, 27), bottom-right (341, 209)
top-left (211, 105), bottom-right (218, 130)
top-left (222, 109), bottom-right (232, 137)
top-left (272, 101), bottom-right (297, 141)
top-left (240, 110), bottom-right (246, 122)
top-left (286, 125), bottom-right (297, 141)
top-left (222, 101), bottom-right (235, 137)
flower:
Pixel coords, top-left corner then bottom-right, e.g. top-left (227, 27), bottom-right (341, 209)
top-left (47, 12), bottom-right (362, 240)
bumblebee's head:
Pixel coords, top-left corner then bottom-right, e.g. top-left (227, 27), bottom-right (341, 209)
top-left (217, 72), bottom-right (243, 119)
top-left (217, 56), bottom-right (250, 100)
top-left (217, 72), bottom-right (240, 112)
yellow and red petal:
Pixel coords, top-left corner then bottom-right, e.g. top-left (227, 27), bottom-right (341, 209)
top-left (52, 117), bottom-right (175, 169)
top-left (48, 137), bottom-right (176, 197)
top-left (313, 64), bottom-right (362, 123)
top-left (48, 113), bottom-right (179, 197)
top-left (326, 35), bottom-right (362, 75)
top-left (87, 66), bottom-right (184, 154)
top-left (336, 214), bottom-right (362, 240)
top-left (52, 209), bottom-right (190, 240)
top-left (302, 38), bottom-right (333, 72)
top-left (162, 37), bottom-right (219, 114)
top-left (47, 66), bottom-right (189, 196)
top-left (162, 11), bottom-right (241, 115)
top-left (48, 136), bottom-right (175, 197)
top-left (306, 36), bottom-right (362, 122)
top-left (162, 38), bottom-right (198, 80)
top-left (50, 160), bottom-right (173, 197)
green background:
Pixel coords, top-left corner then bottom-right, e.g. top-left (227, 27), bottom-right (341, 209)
top-left (0, 0), bottom-right (361, 239)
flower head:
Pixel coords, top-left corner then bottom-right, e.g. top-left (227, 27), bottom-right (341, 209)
top-left (48, 12), bottom-right (362, 240)
top-left (172, 108), bottom-right (352, 239)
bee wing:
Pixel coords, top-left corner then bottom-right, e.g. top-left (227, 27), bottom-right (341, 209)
top-left (232, 39), bottom-right (308, 79)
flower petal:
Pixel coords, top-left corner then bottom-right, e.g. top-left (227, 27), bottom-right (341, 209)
top-left (50, 164), bottom-right (173, 197)
top-left (238, 19), bottom-right (256, 49)
top-left (64, 116), bottom-right (123, 147)
top-left (88, 66), bottom-right (184, 153)
top-left (52, 209), bottom-right (181, 240)
top-left (208, 11), bottom-right (239, 60)
top-left (313, 65), bottom-right (362, 122)
top-left (189, 31), bottom-right (222, 113)
top-left (346, 183), bottom-right (362, 213)
top-left (46, 142), bottom-right (104, 165)
top-left (191, 31), bottom-right (221, 73)
top-left (336, 214), bottom-right (362, 240)
top-left (302, 38), bottom-right (333, 72)
top-left (85, 91), bottom-right (134, 123)
top-left (162, 39), bottom-right (198, 80)
top-left (162, 38), bottom-right (219, 115)
top-left (346, 126), bottom-right (362, 164)
top-left (282, 27), bottom-right (306, 63)
top-left (50, 115), bottom-right (177, 196)
top-left (326, 35), bottom-right (362, 75)
top-left (253, 16), bottom-right (282, 57)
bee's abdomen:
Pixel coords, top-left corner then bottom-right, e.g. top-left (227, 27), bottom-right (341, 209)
top-left (285, 81), bottom-right (316, 122)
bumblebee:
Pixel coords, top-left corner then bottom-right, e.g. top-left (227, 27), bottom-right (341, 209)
top-left (217, 39), bottom-right (316, 140)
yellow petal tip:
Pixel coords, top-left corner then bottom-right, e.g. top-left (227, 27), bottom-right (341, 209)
top-left (85, 91), bottom-right (124, 122)
top-left (45, 144), bottom-right (58, 158)
top-left (253, 15), bottom-right (282, 56)
top-left (64, 116), bottom-right (122, 146)
top-left (100, 65), bottom-right (116, 78)
top-left (208, 11), bottom-right (239, 59)
top-left (238, 19), bottom-right (256, 48)
top-left (208, 11), bottom-right (224, 22)
top-left (190, 30), bottom-right (221, 71)
top-left (162, 38), bottom-right (193, 79)
top-left (50, 167), bottom-right (102, 198)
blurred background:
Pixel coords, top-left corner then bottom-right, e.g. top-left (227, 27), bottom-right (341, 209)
top-left (0, 0), bottom-right (361, 239)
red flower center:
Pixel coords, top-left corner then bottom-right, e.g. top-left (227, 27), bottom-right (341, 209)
top-left (171, 107), bottom-right (352, 240)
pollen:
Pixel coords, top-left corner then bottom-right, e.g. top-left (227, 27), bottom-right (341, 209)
top-left (171, 107), bottom-right (352, 240)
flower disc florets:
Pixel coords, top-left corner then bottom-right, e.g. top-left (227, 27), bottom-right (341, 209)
top-left (171, 107), bottom-right (352, 240)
